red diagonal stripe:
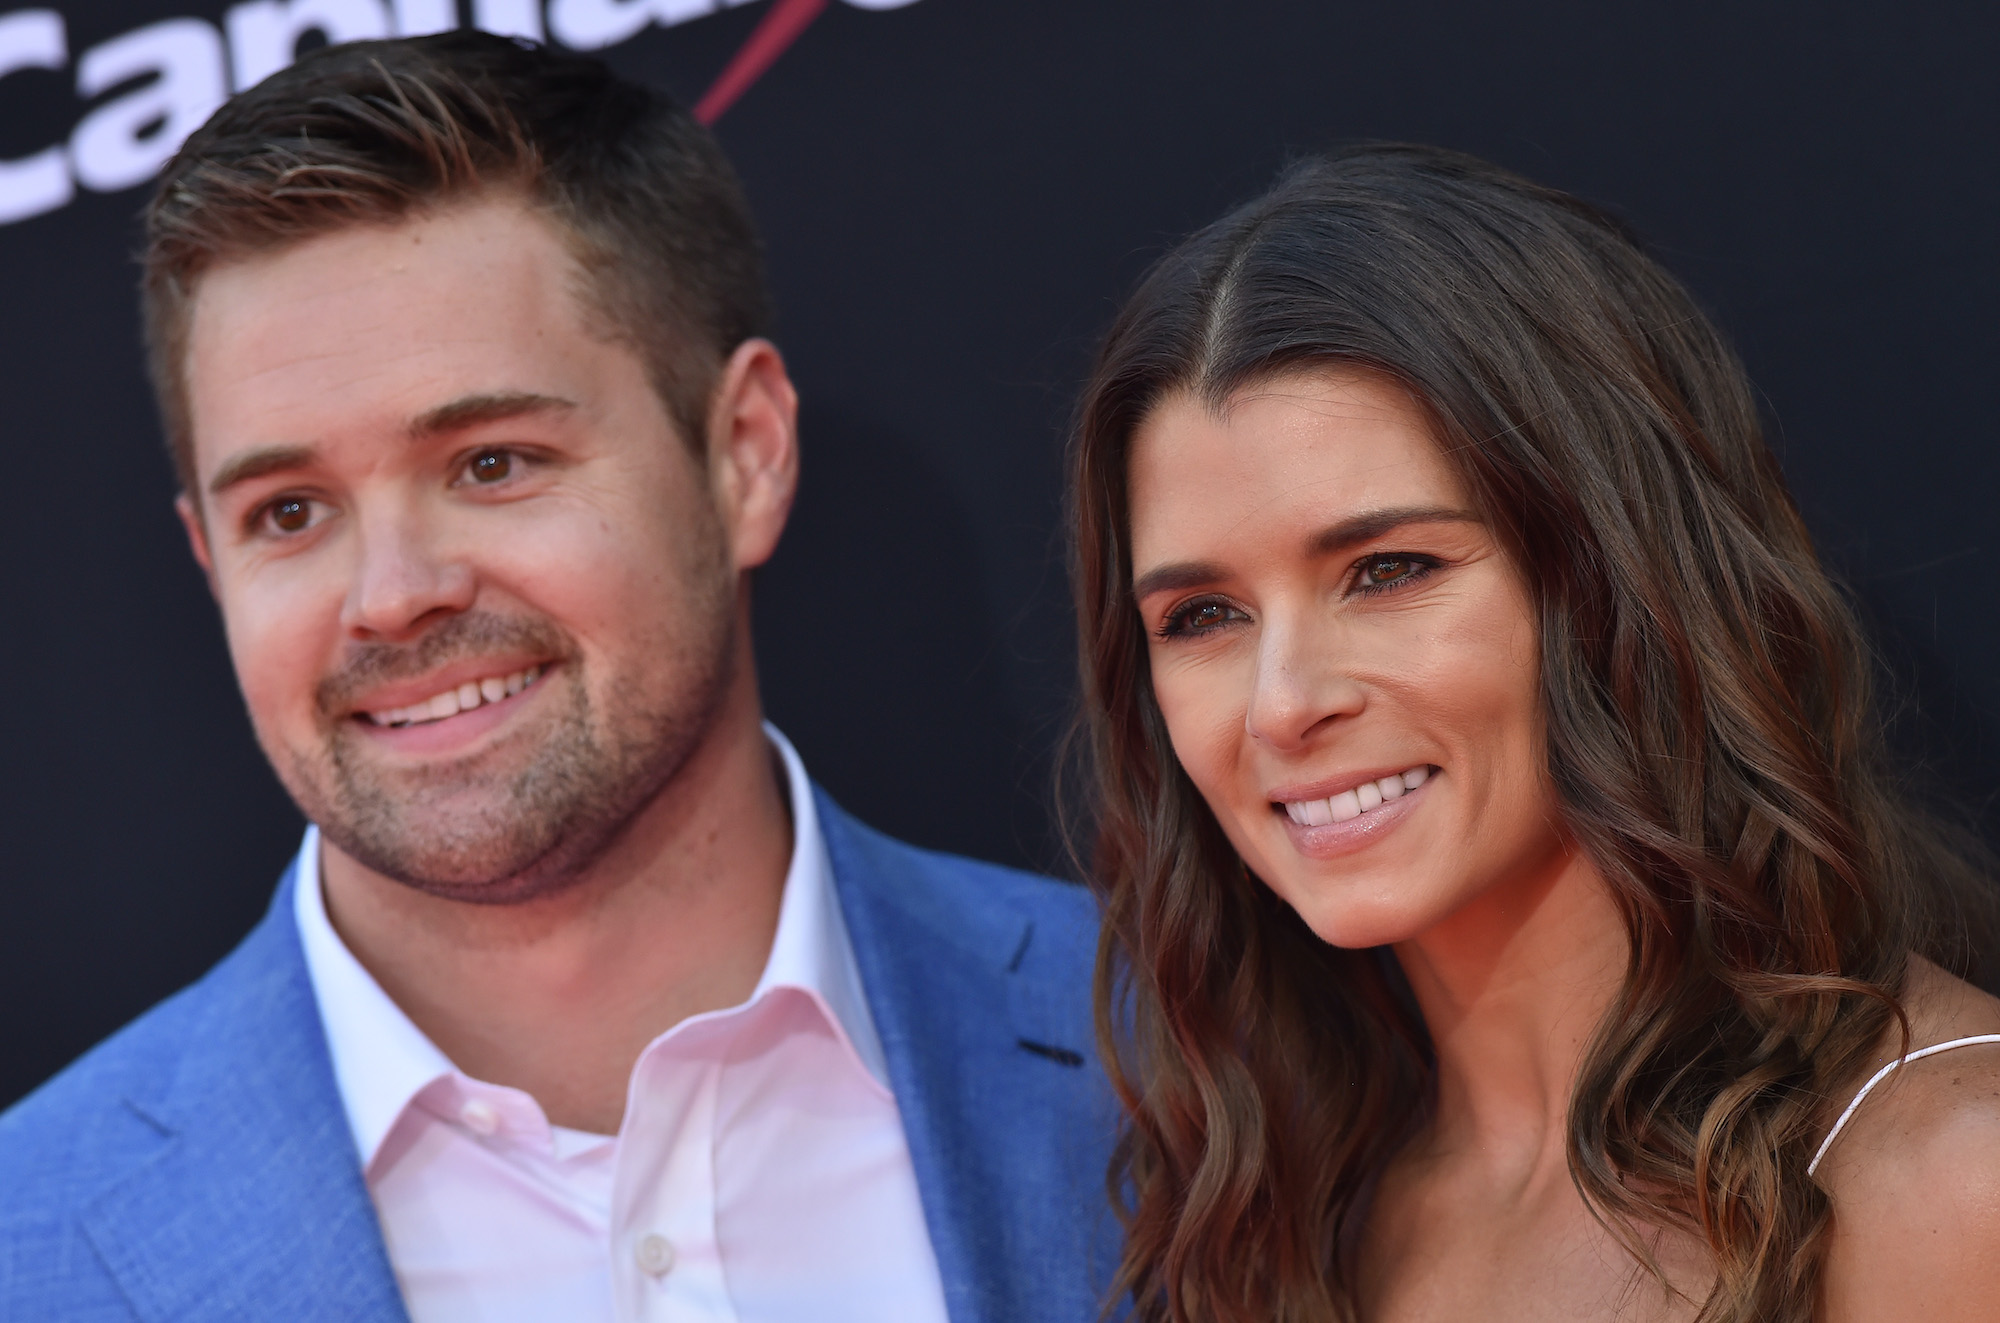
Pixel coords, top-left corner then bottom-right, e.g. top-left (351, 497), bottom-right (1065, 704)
top-left (694, 0), bottom-right (830, 125)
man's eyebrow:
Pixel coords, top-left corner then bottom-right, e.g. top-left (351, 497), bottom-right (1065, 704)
top-left (208, 444), bottom-right (316, 497)
top-left (1129, 506), bottom-right (1479, 601)
top-left (408, 391), bottom-right (577, 439)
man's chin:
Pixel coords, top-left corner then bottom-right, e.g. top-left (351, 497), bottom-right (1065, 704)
top-left (305, 753), bottom-right (677, 904)
top-left (320, 816), bottom-right (593, 904)
top-left (289, 726), bottom-right (600, 899)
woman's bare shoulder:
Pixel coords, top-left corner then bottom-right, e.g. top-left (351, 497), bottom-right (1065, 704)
top-left (1817, 957), bottom-right (2000, 1322)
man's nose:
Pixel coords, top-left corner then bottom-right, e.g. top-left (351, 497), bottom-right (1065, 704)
top-left (340, 508), bottom-right (476, 642)
top-left (1242, 614), bottom-right (1366, 750)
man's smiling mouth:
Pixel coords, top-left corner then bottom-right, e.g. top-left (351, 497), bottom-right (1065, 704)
top-left (364, 665), bottom-right (544, 728)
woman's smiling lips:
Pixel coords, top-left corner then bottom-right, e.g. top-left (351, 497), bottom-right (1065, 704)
top-left (1271, 764), bottom-right (1437, 858)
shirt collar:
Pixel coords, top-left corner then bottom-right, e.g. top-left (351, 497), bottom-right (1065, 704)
top-left (293, 722), bottom-right (888, 1170)
top-left (755, 725), bottom-right (891, 1085)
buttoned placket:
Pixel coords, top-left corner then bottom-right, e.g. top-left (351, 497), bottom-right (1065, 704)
top-left (610, 1020), bottom-right (739, 1322)
top-left (415, 1036), bottom-right (744, 1322)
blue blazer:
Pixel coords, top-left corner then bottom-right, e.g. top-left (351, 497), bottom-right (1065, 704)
top-left (0, 791), bottom-right (1120, 1322)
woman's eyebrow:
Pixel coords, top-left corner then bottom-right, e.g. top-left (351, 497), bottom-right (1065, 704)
top-left (1131, 559), bottom-right (1227, 602)
top-left (1131, 507), bottom-right (1478, 600)
top-left (1306, 505), bottom-right (1479, 557)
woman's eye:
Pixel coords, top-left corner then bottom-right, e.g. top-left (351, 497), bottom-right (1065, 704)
top-left (1355, 554), bottom-right (1435, 592)
top-left (467, 450), bottom-right (512, 483)
top-left (1159, 599), bottom-right (1247, 638)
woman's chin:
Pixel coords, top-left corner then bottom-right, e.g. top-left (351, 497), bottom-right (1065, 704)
top-left (1262, 876), bottom-right (1436, 952)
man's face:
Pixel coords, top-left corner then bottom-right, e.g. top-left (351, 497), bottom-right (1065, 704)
top-left (181, 197), bottom-right (751, 901)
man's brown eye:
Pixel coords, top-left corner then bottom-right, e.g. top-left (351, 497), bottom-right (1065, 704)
top-left (470, 451), bottom-right (511, 482)
top-left (270, 499), bottom-right (310, 533)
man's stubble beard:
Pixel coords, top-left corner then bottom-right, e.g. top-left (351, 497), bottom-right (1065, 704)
top-left (275, 575), bottom-right (737, 906)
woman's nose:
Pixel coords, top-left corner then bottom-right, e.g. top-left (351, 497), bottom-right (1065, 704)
top-left (1243, 616), bottom-right (1365, 750)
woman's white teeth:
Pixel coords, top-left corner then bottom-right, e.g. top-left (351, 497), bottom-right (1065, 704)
top-left (1283, 765), bottom-right (1431, 826)
top-left (367, 666), bottom-right (543, 728)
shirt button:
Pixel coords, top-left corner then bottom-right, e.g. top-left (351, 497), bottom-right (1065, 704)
top-left (634, 1233), bottom-right (676, 1277)
top-left (459, 1098), bottom-right (501, 1136)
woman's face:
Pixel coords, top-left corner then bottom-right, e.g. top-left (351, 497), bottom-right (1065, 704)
top-left (1127, 368), bottom-right (1574, 949)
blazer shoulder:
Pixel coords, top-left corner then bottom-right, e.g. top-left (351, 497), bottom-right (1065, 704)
top-left (0, 893), bottom-right (295, 1208)
top-left (815, 789), bottom-right (1098, 960)
top-left (904, 833), bottom-right (1096, 929)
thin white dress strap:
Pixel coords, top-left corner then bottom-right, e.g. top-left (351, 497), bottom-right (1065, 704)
top-left (1807, 1033), bottom-right (2000, 1177)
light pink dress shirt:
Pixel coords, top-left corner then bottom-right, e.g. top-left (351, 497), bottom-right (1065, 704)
top-left (293, 726), bottom-right (951, 1323)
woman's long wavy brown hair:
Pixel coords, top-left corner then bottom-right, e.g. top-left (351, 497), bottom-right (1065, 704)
top-left (1068, 144), bottom-right (1996, 1322)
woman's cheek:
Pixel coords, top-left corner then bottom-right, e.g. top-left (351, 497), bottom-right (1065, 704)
top-left (1156, 674), bottom-right (1229, 791)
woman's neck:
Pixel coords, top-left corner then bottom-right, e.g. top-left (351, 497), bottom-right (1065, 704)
top-left (1394, 842), bottom-right (1628, 1177)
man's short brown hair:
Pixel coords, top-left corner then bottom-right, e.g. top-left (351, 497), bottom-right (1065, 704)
top-left (144, 31), bottom-right (772, 495)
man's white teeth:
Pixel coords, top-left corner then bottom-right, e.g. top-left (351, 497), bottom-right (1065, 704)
top-left (1283, 765), bottom-right (1432, 827)
top-left (366, 665), bottom-right (542, 728)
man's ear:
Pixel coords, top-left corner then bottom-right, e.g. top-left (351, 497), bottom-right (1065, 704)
top-left (175, 492), bottom-right (219, 595)
top-left (706, 337), bottom-right (800, 573)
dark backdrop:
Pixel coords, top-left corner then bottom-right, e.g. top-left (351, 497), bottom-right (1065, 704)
top-left (4, 0), bottom-right (1997, 1108)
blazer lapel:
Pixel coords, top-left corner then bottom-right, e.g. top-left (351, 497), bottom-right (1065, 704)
top-left (76, 867), bottom-right (408, 1323)
top-left (819, 791), bottom-right (1119, 1323)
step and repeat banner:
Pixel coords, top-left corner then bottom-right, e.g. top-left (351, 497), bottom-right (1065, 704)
top-left (0, 0), bottom-right (906, 224)
top-left (3, 0), bottom-right (1997, 1104)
